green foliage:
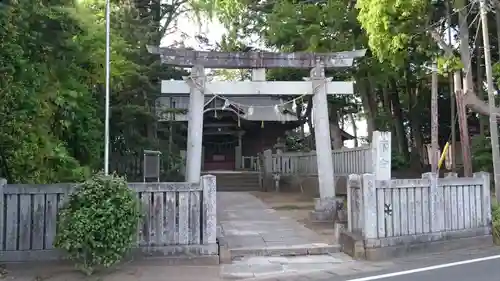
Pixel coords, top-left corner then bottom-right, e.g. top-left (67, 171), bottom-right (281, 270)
top-left (0, 0), bottom-right (106, 183)
top-left (392, 152), bottom-right (410, 170)
top-left (492, 62), bottom-right (500, 86)
top-left (54, 173), bottom-right (141, 274)
top-left (492, 202), bottom-right (500, 244)
top-left (437, 56), bottom-right (464, 75)
top-left (285, 134), bottom-right (307, 152)
top-left (471, 135), bottom-right (493, 173)
top-left (356, 0), bottom-right (432, 66)
top-left (0, 0), bottom-right (186, 183)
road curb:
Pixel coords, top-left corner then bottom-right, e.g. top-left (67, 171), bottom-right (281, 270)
top-left (222, 269), bottom-right (335, 281)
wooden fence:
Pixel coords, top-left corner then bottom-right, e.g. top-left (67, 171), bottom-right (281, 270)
top-left (347, 172), bottom-right (491, 239)
top-left (261, 146), bottom-right (372, 176)
top-left (0, 175), bottom-right (217, 262)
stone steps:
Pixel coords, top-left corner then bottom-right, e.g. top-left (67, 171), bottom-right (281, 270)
top-left (203, 172), bottom-right (261, 191)
top-left (228, 244), bottom-right (341, 261)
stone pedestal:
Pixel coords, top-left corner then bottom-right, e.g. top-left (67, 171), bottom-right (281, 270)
top-left (334, 221), bottom-right (347, 242)
top-left (309, 197), bottom-right (343, 222)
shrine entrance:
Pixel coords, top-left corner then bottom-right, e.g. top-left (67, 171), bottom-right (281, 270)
top-left (203, 135), bottom-right (237, 171)
top-left (149, 46), bottom-right (366, 219)
top-left (202, 109), bottom-right (241, 171)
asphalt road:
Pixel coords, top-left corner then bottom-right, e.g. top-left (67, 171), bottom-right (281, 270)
top-left (295, 247), bottom-right (500, 281)
top-left (345, 257), bottom-right (500, 281)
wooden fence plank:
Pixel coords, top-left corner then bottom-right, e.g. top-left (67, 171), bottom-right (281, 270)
top-left (384, 189), bottom-right (393, 237)
top-left (392, 188), bottom-right (401, 236)
top-left (164, 192), bottom-right (177, 244)
top-left (3, 184), bottom-right (76, 195)
top-left (407, 188), bottom-right (416, 235)
top-left (141, 192), bottom-right (151, 245)
top-left (422, 187), bottom-right (430, 233)
top-left (153, 192), bottom-right (165, 245)
top-left (457, 185), bottom-right (464, 229)
top-left (44, 194), bottom-right (58, 249)
top-left (463, 185), bottom-right (471, 229)
top-left (443, 185), bottom-right (453, 231)
top-left (415, 187), bottom-right (423, 234)
top-left (451, 185), bottom-right (458, 230)
top-left (135, 192), bottom-right (141, 246)
top-left (190, 191), bottom-right (201, 244)
top-left (129, 182), bottom-right (199, 192)
top-left (376, 188), bottom-right (385, 238)
top-left (19, 195), bottom-right (32, 250)
top-left (400, 188), bottom-right (408, 235)
top-left (473, 185), bottom-right (482, 228)
top-left (178, 192), bottom-right (189, 245)
top-left (32, 194), bottom-right (45, 250)
top-left (5, 195), bottom-right (18, 250)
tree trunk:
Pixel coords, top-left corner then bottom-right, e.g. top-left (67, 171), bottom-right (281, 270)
top-left (389, 79), bottom-right (410, 161)
top-left (407, 76), bottom-right (423, 169)
top-left (382, 82), bottom-right (398, 150)
top-left (329, 105), bottom-right (344, 149)
top-left (358, 77), bottom-right (375, 142)
top-left (457, 0), bottom-right (473, 93)
top-left (457, 0), bottom-right (473, 176)
top-left (349, 113), bottom-right (359, 147)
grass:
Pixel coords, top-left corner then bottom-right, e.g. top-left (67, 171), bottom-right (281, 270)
top-left (273, 205), bottom-right (313, 210)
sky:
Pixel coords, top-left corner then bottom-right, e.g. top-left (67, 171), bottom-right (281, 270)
top-left (162, 12), bottom-right (368, 148)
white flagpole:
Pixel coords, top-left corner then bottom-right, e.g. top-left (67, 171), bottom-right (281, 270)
top-left (104, 0), bottom-right (111, 175)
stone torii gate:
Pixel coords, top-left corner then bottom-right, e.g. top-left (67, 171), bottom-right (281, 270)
top-left (148, 46), bottom-right (366, 218)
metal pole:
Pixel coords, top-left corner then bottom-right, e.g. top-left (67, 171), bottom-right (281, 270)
top-left (479, 0), bottom-right (500, 200)
top-left (104, 0), bottom-right (111, 175)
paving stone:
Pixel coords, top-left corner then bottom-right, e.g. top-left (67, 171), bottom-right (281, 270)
top-left (217, 192), bottom-right (353, 264)
top-left (284, 262), bottom-right (337, 272)
top-left (249, 264), bottom-right (285, 274)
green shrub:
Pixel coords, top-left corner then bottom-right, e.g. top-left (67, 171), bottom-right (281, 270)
top-left (54, 172), bottom-right (141, 274)
top-left (471, 135), bottom-right (493, 173)
top-left (492, 202), bottom-right (500, 245)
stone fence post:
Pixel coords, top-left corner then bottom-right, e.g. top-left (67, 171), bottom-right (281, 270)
top-left (474, 172), bottom-right (492, 228)
top-left (263, 149), bottom-right (273, 174)
top-left (361, 173), bottom-right (377, 239)
top-left (201, 175), bottom-right (216, 245)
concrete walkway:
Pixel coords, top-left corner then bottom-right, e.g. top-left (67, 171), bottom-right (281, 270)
top-left (217, 192), bottom-right (339, 260)
top-left (217, 192), bottom-right (375, 279)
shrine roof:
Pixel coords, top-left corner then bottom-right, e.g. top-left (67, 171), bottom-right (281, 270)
top-left (156, 95), bottom-right (300, 122)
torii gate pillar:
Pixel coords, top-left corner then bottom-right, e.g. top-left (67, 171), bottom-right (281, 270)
top-left (309, 65), bottom-right (339, 221)
top-left (184, 65), bottom-right (205, 183)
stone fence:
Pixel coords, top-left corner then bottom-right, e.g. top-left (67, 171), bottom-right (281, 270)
top-left (342, 171), bottom-right (492, 260)
top-left (258, 144), bottom-right (373, 194)
top-left (0, 175), bottom-right (217, 263)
